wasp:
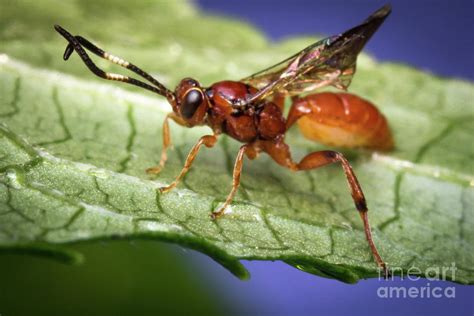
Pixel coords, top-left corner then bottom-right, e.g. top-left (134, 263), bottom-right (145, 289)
top-left (55, 4), bottom-right (393, 275)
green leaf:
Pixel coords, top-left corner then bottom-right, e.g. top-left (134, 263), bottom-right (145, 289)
top-left (1, 0), bottom-right (473, 284)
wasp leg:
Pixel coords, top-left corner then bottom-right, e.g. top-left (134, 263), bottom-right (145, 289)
top-left (159, 135), bottom-right (218, 193)
top-left (211, 144), bottom-right (251, 219)
top-left (146, 113), bottom-right (186, 175)
top-left (297, 150), bottom-right (388, 275)
top-left (258, 139), bottom-right (388, 276)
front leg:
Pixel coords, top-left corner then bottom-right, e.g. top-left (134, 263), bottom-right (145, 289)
top-left (159, 134), bottom-right (218, 193)
top-left (147, 113), bottom-right (186, 175)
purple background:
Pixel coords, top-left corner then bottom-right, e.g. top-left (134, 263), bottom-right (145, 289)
top-left (189, 1), bottom-right (473, 315)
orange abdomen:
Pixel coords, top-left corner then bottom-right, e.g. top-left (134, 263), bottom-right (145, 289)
top-left (293, 92), bottom-right (393, 151)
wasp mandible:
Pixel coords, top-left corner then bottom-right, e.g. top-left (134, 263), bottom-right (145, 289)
top-left (55, 4), bottom-right (393, 275)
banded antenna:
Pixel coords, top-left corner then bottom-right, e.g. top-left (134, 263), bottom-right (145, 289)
top-left (54, 25), bottom-right (174, 101)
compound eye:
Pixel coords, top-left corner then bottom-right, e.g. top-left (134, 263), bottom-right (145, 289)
top-left (181, 89), bottom-right (203, 119)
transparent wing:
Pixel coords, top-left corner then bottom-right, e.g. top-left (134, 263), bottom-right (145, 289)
top-left (240, 5), bottom-right (391, 104)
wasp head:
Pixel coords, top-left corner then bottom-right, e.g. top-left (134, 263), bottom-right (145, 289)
top-left (171, 78), bottom-right (209, 127)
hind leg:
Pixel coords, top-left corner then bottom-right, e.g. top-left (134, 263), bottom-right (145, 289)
top-left (256, 138), bottom-right (388, 275)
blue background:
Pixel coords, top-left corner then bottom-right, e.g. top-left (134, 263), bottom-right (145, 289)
top-left (198, 0), bottom-right (474, 81)
top-left (190, 1), bottom-right (474, 315)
